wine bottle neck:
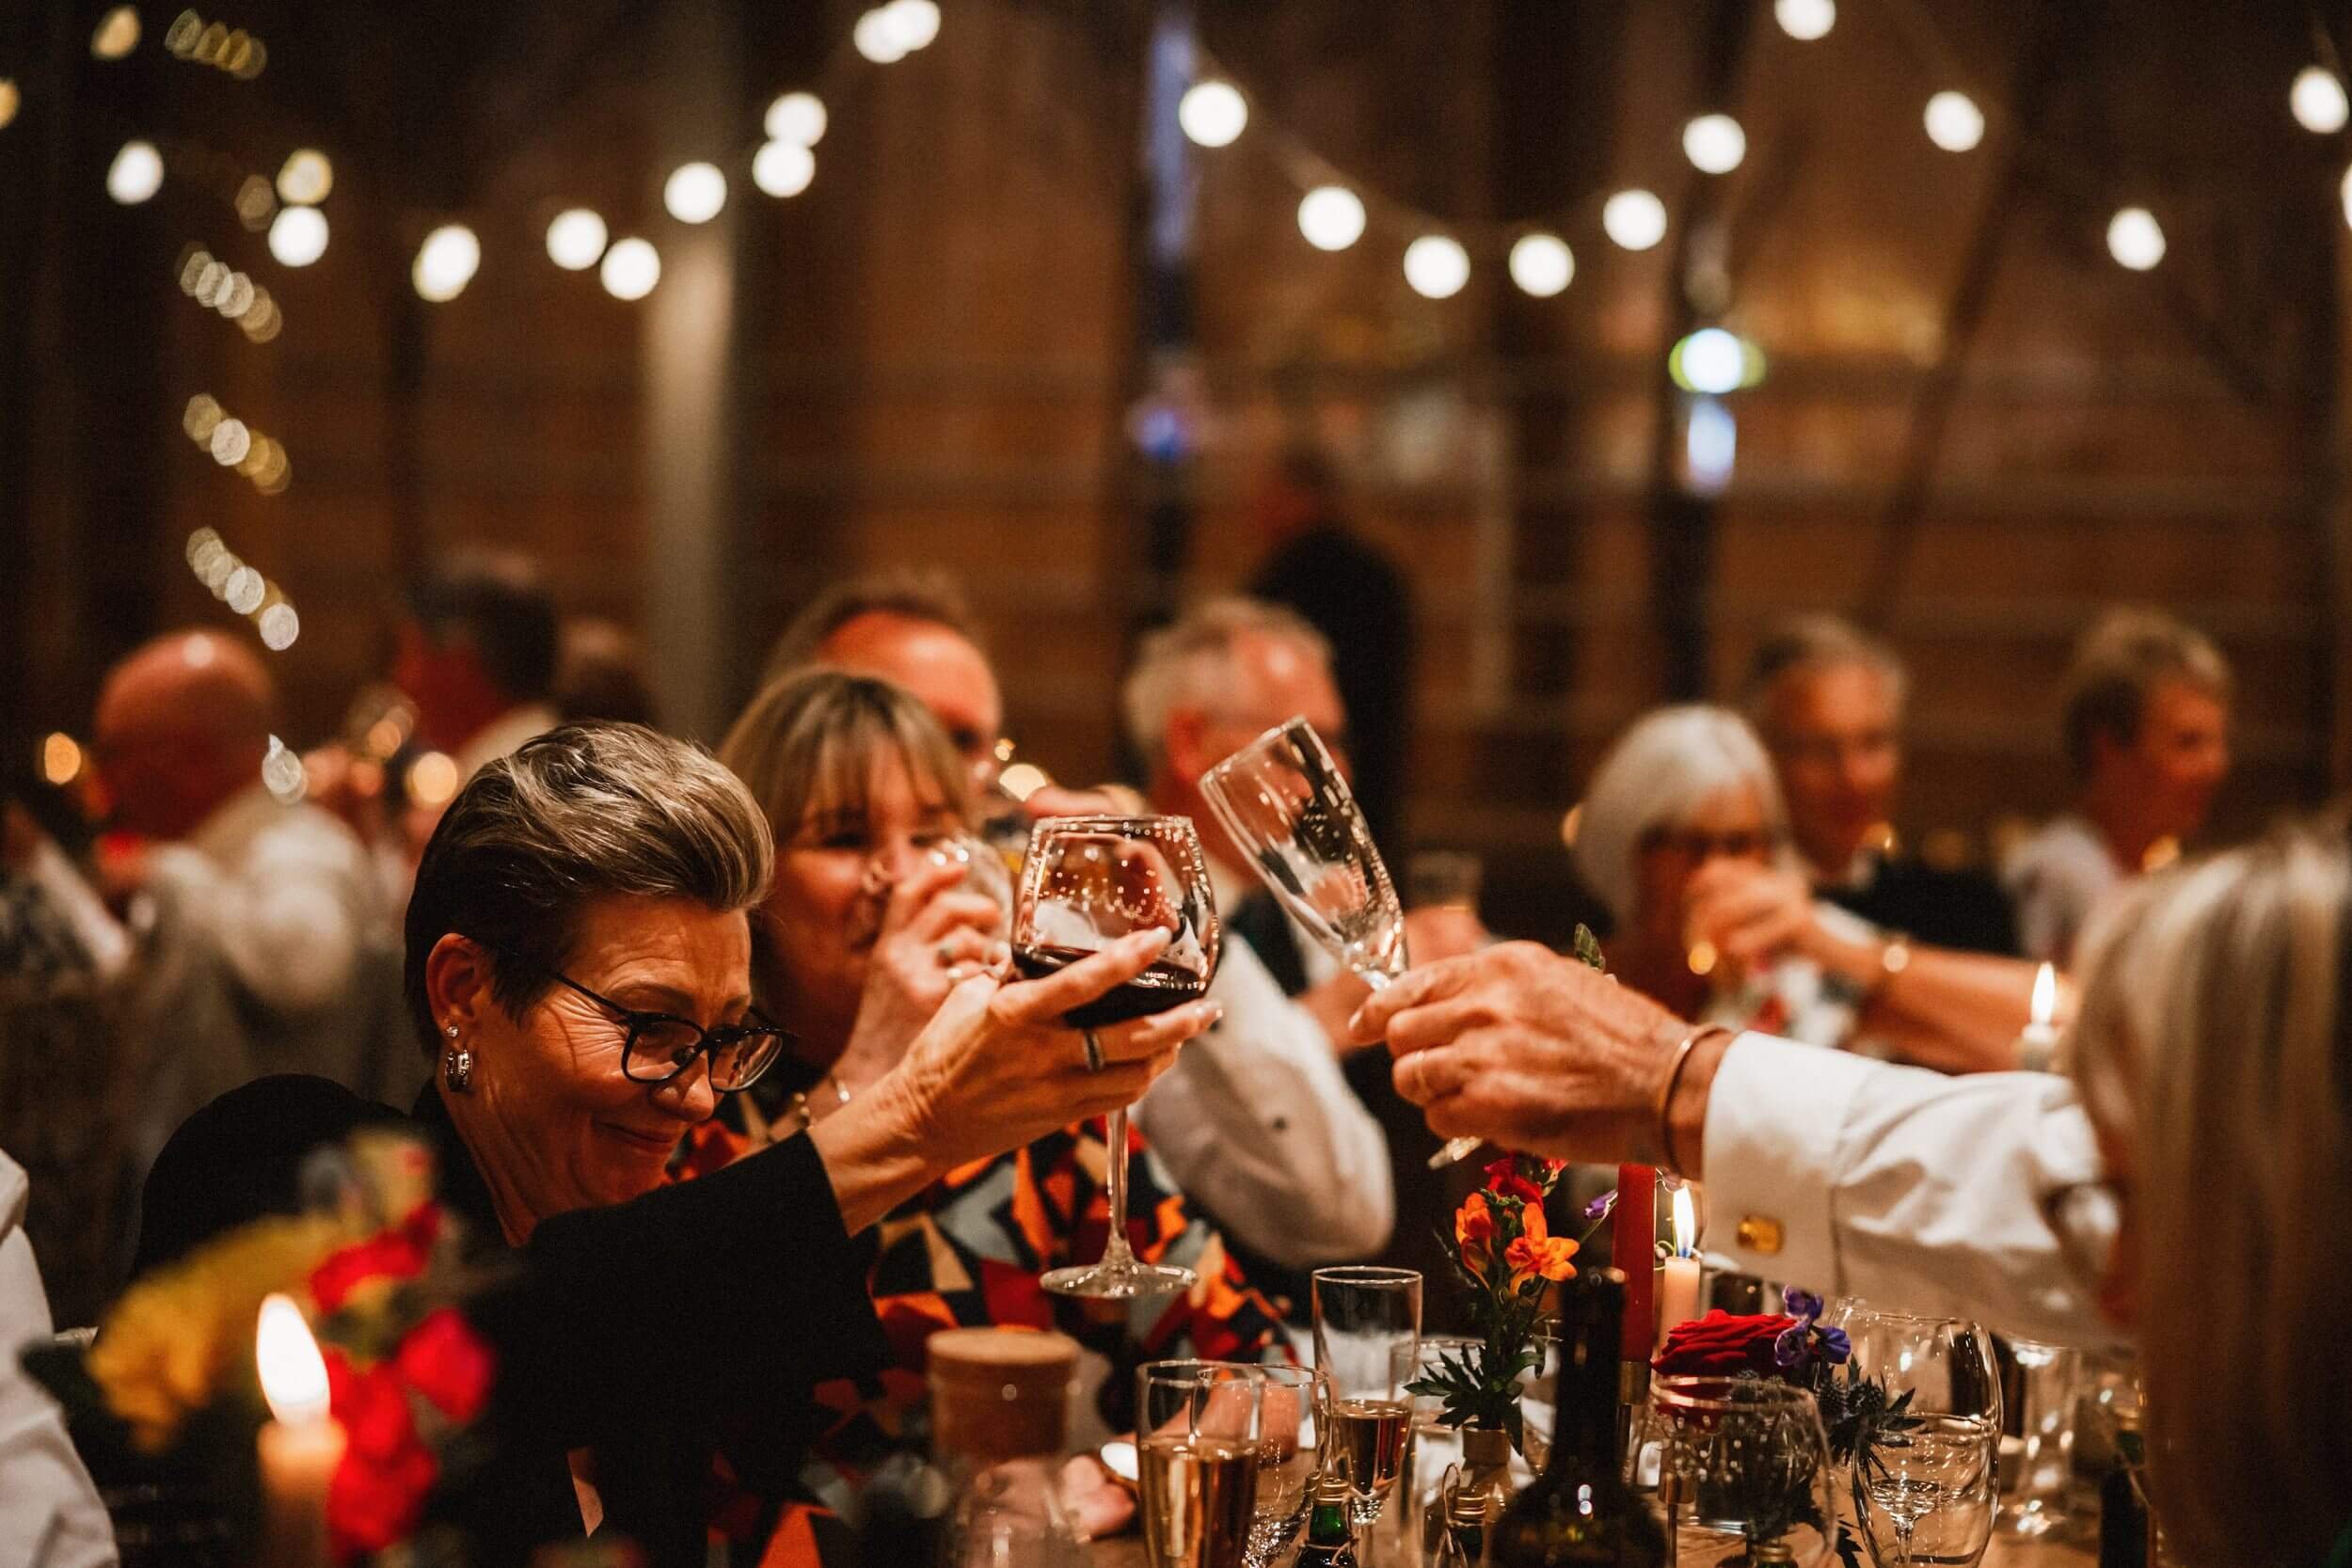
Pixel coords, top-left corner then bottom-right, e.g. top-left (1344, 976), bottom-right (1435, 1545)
top-left (1547, 1307), bottom-right (1627, 1471)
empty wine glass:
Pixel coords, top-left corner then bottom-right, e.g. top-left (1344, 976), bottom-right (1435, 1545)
top-left (1827, 1304), bottom-right (2002, 1567)
top-left (1311, 1266), bottom-right (1422, 1528)
top-left (1241, 1364), bottom-right (1317, 1568)
top-left (1200, 718), bottom-right (1486, 1169)
top-left (1014, 816), bottom-right (1219, 1298)
top-left (1633, 1376), bottom-right (1842, 1567)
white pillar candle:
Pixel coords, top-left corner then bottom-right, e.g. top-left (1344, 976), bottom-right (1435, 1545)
top-left (256, 1293), bottom-right (343, 1568)
top-left (1657, 1186), bottom-right (1704, 1349)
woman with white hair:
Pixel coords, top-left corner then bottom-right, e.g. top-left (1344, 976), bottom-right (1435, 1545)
top-left (1574, 706), bottom-right (2040, 1069)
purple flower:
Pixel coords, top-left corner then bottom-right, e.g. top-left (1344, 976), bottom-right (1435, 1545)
top-left (1817, 1325), bottom-right (1851, 1365)
top-left (1583, 1189), bottom-right (1616, 1224)
top-left (1772, 1321), bottom-right (1810, 1370)
top-left (1781, 1288), bottom-right (1824, 1323)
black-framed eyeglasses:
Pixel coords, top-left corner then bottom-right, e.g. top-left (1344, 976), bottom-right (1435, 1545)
top-left (522, 959), bottom-right (791, 1093)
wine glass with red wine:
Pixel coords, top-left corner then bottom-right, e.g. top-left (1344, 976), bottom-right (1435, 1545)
top-left (1013, 815), bottom-right (1220, 1298)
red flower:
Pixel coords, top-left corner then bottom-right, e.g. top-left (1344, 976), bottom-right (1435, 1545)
top-left (1454, 1191), bottom-right (1497, 1282)
top-left (1481, 1160), bottom-right (1545, 1209)
top-left (326, 1427), bottom-right (437, 1560)
top-left (1652, 1310), bottom-right (1797, 1377)
top-left (1502, 1203), bottom-right (1578, 1285)
top-left (310, 1227), bottom-right (431, 1314)
top-left (325, 1352), bottom-right (417, 1462)
top-left (393, 1309), bottom-right (494, 1425)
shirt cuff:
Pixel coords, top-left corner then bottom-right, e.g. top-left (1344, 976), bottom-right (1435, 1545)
top-left (1702, 1033), bottom-right (1876, 1297)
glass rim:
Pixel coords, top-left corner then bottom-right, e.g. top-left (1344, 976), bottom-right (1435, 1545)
top-left (1199, 713), bottom-right (1325, 784)
top-left (1025, 813), bottom-right (1197, 832)
top-left (1311, 1264), bottom-right (1422, 1285)
top-left (1827, 1301), bottom-right (1983, 1330)
top-left (1653, 1375), bottom-right (1825, 1415)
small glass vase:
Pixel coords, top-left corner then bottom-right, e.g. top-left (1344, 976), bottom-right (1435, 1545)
top-left (1441, 1425), bottom-right (1519, 1555)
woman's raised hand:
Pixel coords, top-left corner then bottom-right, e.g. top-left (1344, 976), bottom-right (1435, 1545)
top-left (832, 853), bottom-right (1009, 1094)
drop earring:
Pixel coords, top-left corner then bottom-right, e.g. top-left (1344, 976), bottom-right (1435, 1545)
top-left (442, 1023), bottom-right (472, 1092)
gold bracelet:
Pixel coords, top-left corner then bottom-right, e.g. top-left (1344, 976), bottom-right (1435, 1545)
top-left (1654, 1024), bottom-right (1732, 1177)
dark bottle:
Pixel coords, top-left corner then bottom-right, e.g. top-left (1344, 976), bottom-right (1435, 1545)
top-left (2098, 1405), bottom-right (2150, 1568)
top-left (1295, 1469), bottom-right (1359, 1568)
top-left (1487, 1270), bottom-right (1667, 1567)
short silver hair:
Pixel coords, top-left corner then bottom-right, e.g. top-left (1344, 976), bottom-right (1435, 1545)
top-left (1572, 705), bottom-right (1792, 925)
top-left (1743, 614), bottom-right (1909, 735)
top-left (1120, 596), bottom-right (1334, 770)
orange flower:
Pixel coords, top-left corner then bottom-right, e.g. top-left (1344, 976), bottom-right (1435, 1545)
top-left (1454, 1191), bottom-right (1497, 1282)
top-left (1504, 1201), bottom-right (1579, 1285)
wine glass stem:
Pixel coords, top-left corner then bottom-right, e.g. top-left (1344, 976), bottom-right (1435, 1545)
top-left (1102, 1106), bottom-right (1136, 1269)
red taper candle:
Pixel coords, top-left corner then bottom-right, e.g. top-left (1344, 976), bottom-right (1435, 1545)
top-left (1613, 1164), bottom-right (1656, 1362)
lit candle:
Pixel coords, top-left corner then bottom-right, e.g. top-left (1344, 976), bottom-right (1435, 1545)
top-left (2016, 962), bottom-right (2061, 1072)
top-left (1615, 1164), bottom-right (1656, 1365)
top-left (256, 1292), bottom-right (343, 1568)
top-left (1657, 1186), bottom-right (1702, 1350)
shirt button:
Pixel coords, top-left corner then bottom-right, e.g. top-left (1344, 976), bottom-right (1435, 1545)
top-left (1736, 1215), bottom-right (1785, 1256)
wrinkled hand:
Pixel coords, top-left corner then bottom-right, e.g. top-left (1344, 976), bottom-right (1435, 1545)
top-left (1404, 904), bottom-right (1488, 963)
top-left (1058, 1454), bottom-right (1135, 1540)
top-left (834, 856), bottom-right (1009, 1095)
top-left (1350, 942), bottom-right (1686, 1164)
top-left (886, 927), bottom-right (1218, 1168)
top-left (1683, 859), bottom-right (1816, 979)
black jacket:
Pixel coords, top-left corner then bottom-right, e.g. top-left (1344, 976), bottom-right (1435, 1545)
top-left (134, 1074), bottom-right (887, 1565)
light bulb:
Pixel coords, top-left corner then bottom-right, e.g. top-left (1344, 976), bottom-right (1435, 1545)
top-left (753, 139), bottom-right (816, 198)
top-left (2293, 66), bottom-right (2349, 135)
top-left (2106, 207), bottom-right (2165, 271)
top-left (1402, 234), bottom-right (1470, 299)
top-left (546, 209), bottom-right (608, 271)
top-left (1508, 232), bottom-right (1574, 297)
top-left (1774, 0), bottom-right (1836, 41)
top-left (765, 90), bottom-right (827, 147)
top-left (1296, 185), bottom-right (1365, 251)
top-left (1602, 189), bottom-right (1668, 251)
top-left (106, 139), bottom-right (163, 204)
top-left (267, 204), bottom-right (327, 267)
top-left (1682, 114), bottom-right (1746, 175)
top-left (663, 161), bottom-right (726, 224)
top-left (600, 237), bottom-right (660, 300)
top-left (1178, 80), bottom-right (1248, 148)
top-left (411, 223), bottom-right (480, 303)
top-left (1923, 91), bottom-right (1984, 152)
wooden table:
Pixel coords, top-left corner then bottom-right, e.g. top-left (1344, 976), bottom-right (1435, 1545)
top-left (1088, 1535), bottom-right (2098, 1566)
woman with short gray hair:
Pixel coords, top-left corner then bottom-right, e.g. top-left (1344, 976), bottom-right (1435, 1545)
top-left (133, 721), bottom-right (1204, 1561)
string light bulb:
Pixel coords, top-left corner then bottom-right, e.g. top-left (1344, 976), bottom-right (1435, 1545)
top-left (882, 0), bottom-right (941, 53)
top-left (663, 162), bottom-right (727, 224)
top-left (267, 204), bottom-right (327, 267)
top-left (1682, 114), bottom-right (1746, 175)
top-left (765, 91), bottom-right (827, 147)
top-left (852, 8), bottom-right (908, 63)
top-left (106, 140), bottom-right (163, 204)
top-left (1296, 185), bottom-right (1365, 251)
top-left (2292, 66), bottom-right (2349, 135)
top-left (412, 224), bottom-right (481, 302)
top-left (1923, 91), bottom-right (1984, 152)
top-left (276, 150), bottom-right (332, 205)
top-left (753, 139), bottom-right (816, 198)
top-left (2106, 207), bottom-right (2165, 271)
top-left (1178, 80), bottom-right (1248, 148)
top-left (1402, 234), bottom-right (1470, 299)
top-left (545, 209), bottom-right (608, 271)
top-left (1508, 232), bottom-right (1574, 297)
top-left (1773, 0), bottom-right (1835, 41)
top-left (600, 237), bottom-right (660, 300)
top-left (1602, 189), bottom-right (1668, 251)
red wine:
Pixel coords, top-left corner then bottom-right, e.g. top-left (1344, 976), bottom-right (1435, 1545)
top-left (1011, 943), bottom-right (1208, 1028)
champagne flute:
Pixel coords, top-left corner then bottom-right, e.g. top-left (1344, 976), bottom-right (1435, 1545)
top-left (1311, 1266), bottom-right (1422, 1528)
top-left (1013, 816), bottom-right (1220, 1298)
top-left (1199, 719), bottom-right (1480, 1169)
top-left (1138, 1361), bottom-right (1265, 1568)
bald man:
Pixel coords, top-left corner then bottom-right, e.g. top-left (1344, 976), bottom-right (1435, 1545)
top-left (91, 631), bottom-right (405, 1159)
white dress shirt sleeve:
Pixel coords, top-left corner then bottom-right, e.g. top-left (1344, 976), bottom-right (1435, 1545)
top-left (0, 1157), bottom-right (117, 1568)
top-left (1704, 1033), bottom-right (2113, 1346)
top-left (1134, 938), bottom-right (1394, 1266)
top-left (148, 811), bottom-right (366, 1017)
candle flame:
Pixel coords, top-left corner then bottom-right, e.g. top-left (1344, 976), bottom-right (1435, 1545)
top-left (255, 1293), bottom-right (330, 1426)
top-left (2030, 962), bottom-right (2057, 1028)
top-left (1671, 1185), bottom-right (1697, 1257)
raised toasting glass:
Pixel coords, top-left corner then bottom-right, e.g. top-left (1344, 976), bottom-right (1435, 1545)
top-left (1013, 816), bottom-right (1219, 1298)
top-left (1311, 1265), bottom-right (1422, 1528)
top-left (1197, 719), bottom-right (1477, 1170)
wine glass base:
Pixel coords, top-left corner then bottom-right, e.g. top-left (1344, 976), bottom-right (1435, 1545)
top-left (1040, 1259), bottom-right (1197, 1299)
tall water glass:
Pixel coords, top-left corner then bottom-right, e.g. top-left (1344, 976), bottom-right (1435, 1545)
top-left (1137, 1362), bottom-right (1262, 1568)
top-left (1240, 1364), bottom-right (1317, 1568)
top-left (1311, 1266), bottom-right (1422, 1528)
top-left (1827, 1304), bottom-right (2002, 1567)
top-left (1996, 1338), bottom-right (2079, 1539)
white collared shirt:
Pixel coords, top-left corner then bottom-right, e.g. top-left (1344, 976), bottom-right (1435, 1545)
top-left (0, 1153), bottom-right (117, 1566)
top-left (1701, 1033), bottom-right (2116, 1346)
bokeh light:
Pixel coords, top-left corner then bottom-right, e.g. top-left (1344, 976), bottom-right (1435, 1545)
top-left (1923, 91), bottom-right (1985, 152)
top-left (262, 737), bottom-right (307, 803)
top-left (663, 162), bottom-right (727, 224)
top-left (1297, 185), bottom-right (1366, 251)
top-left (1602, 189), bottom-right (1668, 251)
top-left (259, 602), bottom-right (299, 650)
top-left (600, 237), bottom-right (660, 300)
top-left (276, 149), bottom-right (332, 205)
top-left (0, 81), bottom-right (18, 131)
top-left (267, 204), bottom-right (327, 266)
top-left (407, 752), bottom-right (461, 809)
top-left (225, 566), bottom-right (265, 614)
top-left (1402, 234), bottom-right (1470, 299)
top-left (412, 223), bottom-right (481, 302)
top-left (91, 7), bottom-right (141, 59)
top-left (1682, 114), bottom-right (1746, 174)
top-left (753, 140), bottom-right (816, 198)
top-left (853, 8), bottom-right (907, 64)
top-left (210, 419), bottom-right (251, 467)
top-left (1774, 0), bottom-right (1835, 41)
top-left (882, 0), bottom-right (941, 52)
top-left (106, 140), bottom-right (164, 204)
top-left (1508, 232), bottom-right (1574, 297)
top-left (2292, 66), bottom-right (2349, 135)
top-left (546, 209), bottom-right (608, 270)
top-left (765, 90), bottom-right (827, 147)
top-left (1178, 80), bottom-right (1248, 148)
top-left (41, 733), bottom-right (83, 786)
top-left (2106, 207), bottom-right (2165, 271)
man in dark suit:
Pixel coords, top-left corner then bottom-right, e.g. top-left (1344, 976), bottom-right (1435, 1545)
top-left (1746, 616), bottom-right (2019, 956)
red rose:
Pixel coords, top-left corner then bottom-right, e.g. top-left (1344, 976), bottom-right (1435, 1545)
top-left (326, 1353), bottom-right (418, 1463)
top-left (310, 1227), bottom-right (431, 1314)
top-left (326, 1427), bottom-right (437, 1559)
top-left (1652, 1311), bottom-right (1799, 1376)
top-left (393, 1308), bottom-right (494, 1425)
